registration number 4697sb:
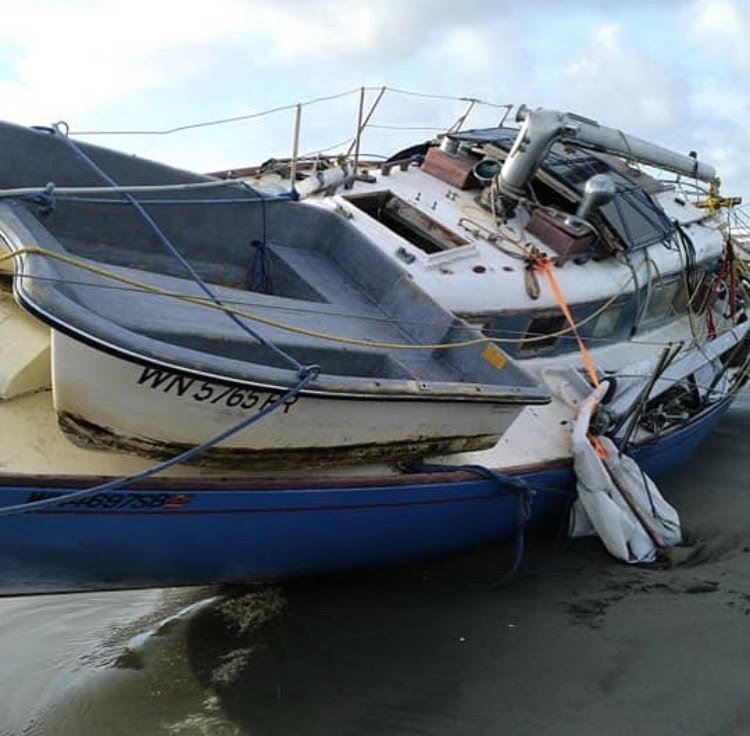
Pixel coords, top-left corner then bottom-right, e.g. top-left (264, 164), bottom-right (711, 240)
top-left (25, 490), bottom-right (194, 510)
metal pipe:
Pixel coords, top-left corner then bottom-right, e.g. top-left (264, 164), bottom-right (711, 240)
top-left (346, 85), bottom-right (386, 157)
top-left (352, 87), bottom-right (365, 179)
top-left (498, 105), bottom-right (513, 127)
top-left (448, 99), bottom-right (476, 134)
top-left (290, 103), bottom-right (302, 190)
top-left (617, 343), bottom-right (682, 448)
top-left (498, 106), bottom-right (716, 198)
top-left (295, 165), bottom-right (351, 199)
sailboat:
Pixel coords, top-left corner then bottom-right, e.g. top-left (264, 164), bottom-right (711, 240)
top-left (0, 91), bottom-right (746, 593)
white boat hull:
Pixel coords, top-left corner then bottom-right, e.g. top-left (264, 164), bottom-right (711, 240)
top-left (50, 331), bottom-right (523, 469)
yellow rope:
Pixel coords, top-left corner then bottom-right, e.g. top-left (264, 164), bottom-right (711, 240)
top-left (0, 246), bottom-right (635, 350)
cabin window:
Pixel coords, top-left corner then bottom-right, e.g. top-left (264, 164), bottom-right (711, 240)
top-left (344, 191), bottom-right (469, 254)
top-left (591, 303), bottom-right (624, 339)
top-left (519, 313), bottom-right (566, 353)
top-left (642, 280), bottom-right (678, 324)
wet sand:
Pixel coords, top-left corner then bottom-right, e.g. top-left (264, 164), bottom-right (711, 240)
top-left (183, 391), bottom-right (750, 735)
top-left (4, 391), bottom-right (750, 735)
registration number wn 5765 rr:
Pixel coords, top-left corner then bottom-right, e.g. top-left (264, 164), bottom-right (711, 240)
top-left (135, 366), bottom-right (300, 413)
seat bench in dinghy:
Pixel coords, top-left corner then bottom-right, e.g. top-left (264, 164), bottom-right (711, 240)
top-left (0, 122), bottom-right (547, 468)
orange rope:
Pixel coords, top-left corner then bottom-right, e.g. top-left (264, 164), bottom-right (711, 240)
top-left (587, 433), bottom-right (608, 461)
top-left (533, 257), bottom-right (600, 388)
top-left (534, 256), bottom-right (606, 459)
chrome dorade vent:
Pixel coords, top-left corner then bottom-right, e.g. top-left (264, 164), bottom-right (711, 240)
top-left (576, 173), bottom-right (617, 221)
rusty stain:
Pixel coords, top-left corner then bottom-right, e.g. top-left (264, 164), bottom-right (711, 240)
top-left (58, 411), bottom-right (499, 471)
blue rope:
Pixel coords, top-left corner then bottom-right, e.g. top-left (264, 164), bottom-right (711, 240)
top-left (20, 181), bottom-right (56, 215)
top-left (53, 128), bottom-right (305, 375)
top-left (248, 239), bottom-right (270, 292)
top-left (0, 369), bottom-right (317, 517)
top-left (240, 180), bottom-right (271, 293)
top-left (404, 461), bottom-right (539, 586)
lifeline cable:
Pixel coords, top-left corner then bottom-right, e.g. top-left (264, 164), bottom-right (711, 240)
top-left (69, 86), bottom-right (514, 137)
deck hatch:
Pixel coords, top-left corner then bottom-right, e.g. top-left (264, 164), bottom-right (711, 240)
top-left (344, 191), bottom-right (469, 254)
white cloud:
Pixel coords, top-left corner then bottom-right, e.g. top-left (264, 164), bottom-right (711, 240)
top-left (683, 1), bottom-right (750, 192)
top-left (562, 22), bottom-right (684, 131)
top-left (0, 0), bottom-right (492, 123)
top-left (433, 26), bottom-right (495, 74)
top-left (0, 0), bottom-right (746, 196)
top-left (688, 0), bottom-right (750, 72)
top-left (0, 0), bottom-right (258, 120)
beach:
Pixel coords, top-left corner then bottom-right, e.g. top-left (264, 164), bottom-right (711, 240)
top-left (2, 390), bottom-right (749, 736)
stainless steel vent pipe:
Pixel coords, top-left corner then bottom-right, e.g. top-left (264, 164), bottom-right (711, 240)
top-left (576, 173), bottom-right (617, 221)
top-left (497, 106), bottom-right (716, 198)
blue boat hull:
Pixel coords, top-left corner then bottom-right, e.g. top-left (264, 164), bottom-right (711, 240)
top-left (0, 396), bottom-right (734, 594)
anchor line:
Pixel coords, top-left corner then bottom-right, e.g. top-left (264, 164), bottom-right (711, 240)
top-left (0, 370), bottom-right (317, 517)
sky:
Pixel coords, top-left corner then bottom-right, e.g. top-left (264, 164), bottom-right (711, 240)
top-left (0, 0), bottom-right (748, 196)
